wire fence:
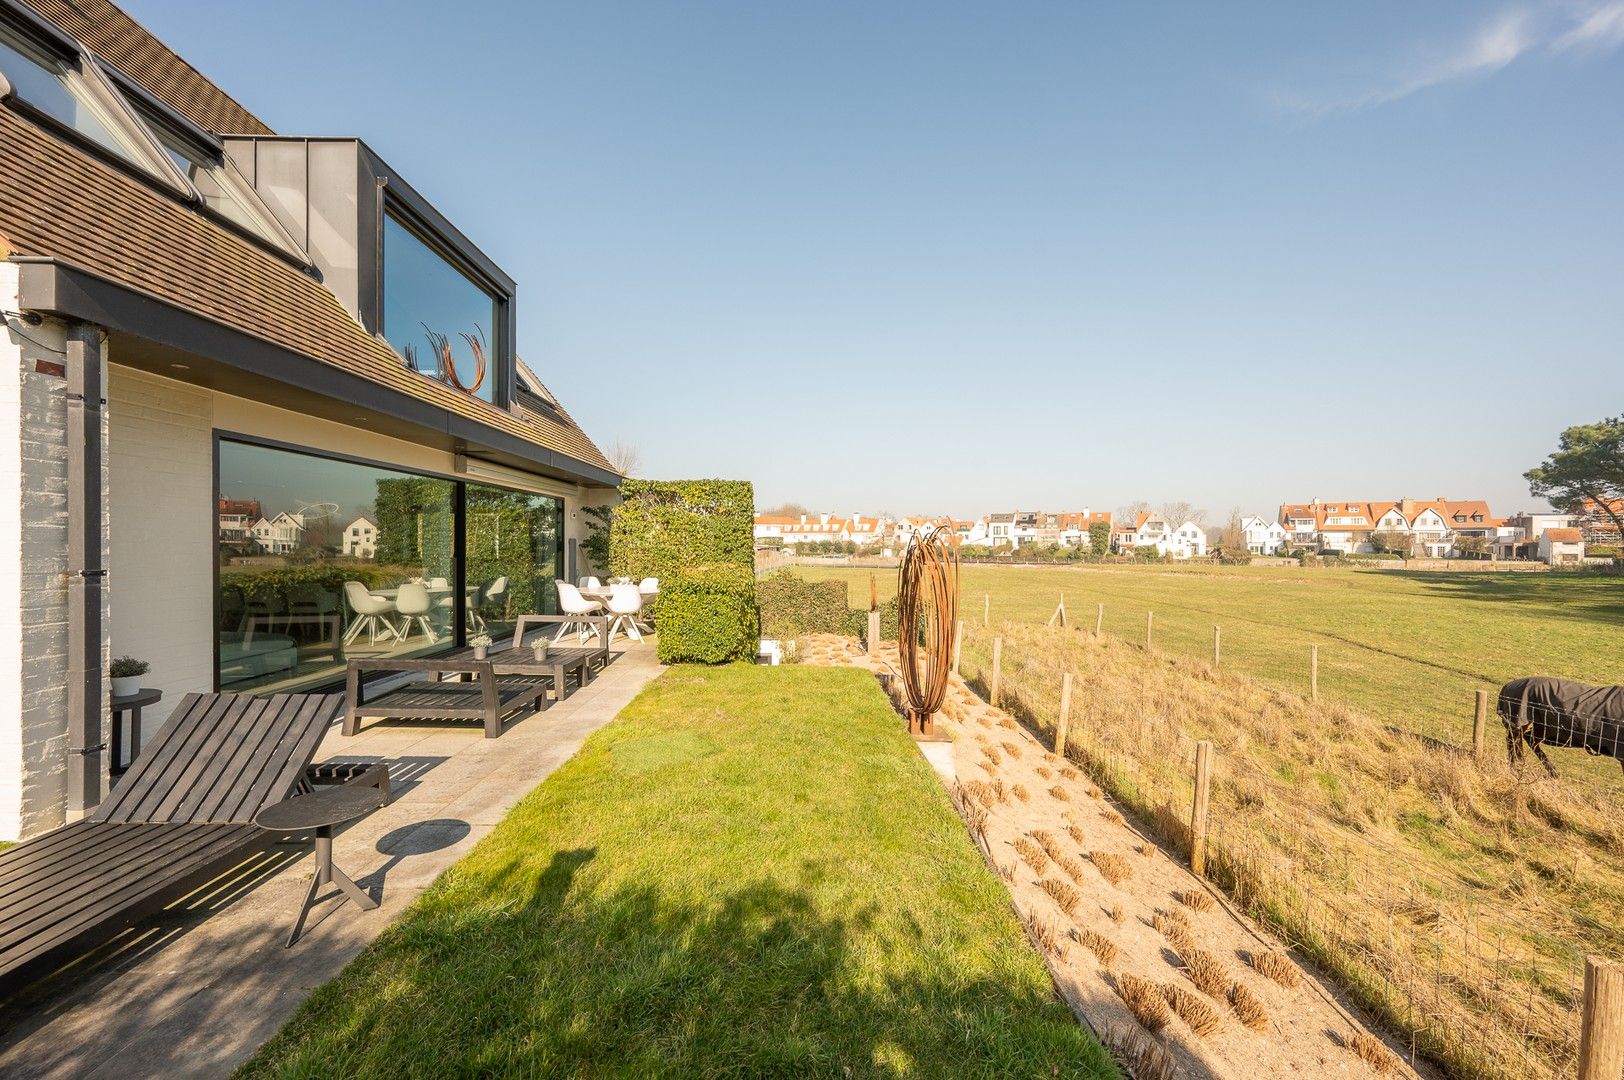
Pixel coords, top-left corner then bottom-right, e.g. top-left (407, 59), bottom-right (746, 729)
top-left (955, 621), bottom-right (1622, 1080)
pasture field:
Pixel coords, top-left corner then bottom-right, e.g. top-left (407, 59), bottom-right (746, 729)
top-left (790, 562), bottom-right (1624, 790)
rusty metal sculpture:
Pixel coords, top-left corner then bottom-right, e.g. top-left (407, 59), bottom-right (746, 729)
top-left (897, 523), bottom-right (959, 737)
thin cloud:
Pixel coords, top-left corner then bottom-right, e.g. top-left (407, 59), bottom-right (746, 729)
top-left (1276, 4), bottom-right (1623, 117)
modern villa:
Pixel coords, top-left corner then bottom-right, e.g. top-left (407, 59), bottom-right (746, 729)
top-left (0, 0), bottom-right (618, 839)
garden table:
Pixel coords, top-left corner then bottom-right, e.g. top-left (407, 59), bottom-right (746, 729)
top-left (255, 781), bottom-right (385, 947)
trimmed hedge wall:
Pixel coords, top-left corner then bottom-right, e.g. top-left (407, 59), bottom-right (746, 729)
top-left (756, 573), bottom-right (850, 638)
top-left (610, 479), bottom-right (757, 664)
top-left (657, 568), bottom-right (759, 664)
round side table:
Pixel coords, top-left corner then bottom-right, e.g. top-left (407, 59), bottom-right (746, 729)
top-left (255, 784), bottom-right (385, 947)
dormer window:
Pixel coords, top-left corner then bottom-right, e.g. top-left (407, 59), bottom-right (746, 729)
top-left (382, 207), bottom-right (505, 404)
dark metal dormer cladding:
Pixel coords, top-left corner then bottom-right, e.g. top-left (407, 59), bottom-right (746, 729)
top-left (222, 136), bottom-right (519, 410)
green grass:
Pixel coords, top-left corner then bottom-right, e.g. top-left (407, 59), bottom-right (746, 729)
top-left (794, 563), bottom-right (1624, 778)
top-left (239, 664), bottom-right (1116, 1079)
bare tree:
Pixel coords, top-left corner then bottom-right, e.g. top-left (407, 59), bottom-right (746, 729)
top-left (606, 439), bottom-right (641, 477)
top-left (1117, 500), bottom-right (1152, 521)
top-left (1159, 501), bottom-right (1204, 527)
top-left (1219, 505), bottom-right (1245, 550)
top-left (761, 502), bottom-right (811, 518)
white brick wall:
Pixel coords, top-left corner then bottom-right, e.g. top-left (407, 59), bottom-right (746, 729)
top-left (0, 265), bottom-right (111, 839)
top-left (107, 368), bottom-right (215, 735)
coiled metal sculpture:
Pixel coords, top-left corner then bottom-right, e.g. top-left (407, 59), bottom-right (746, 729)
top-left (897, 524), bottom-right (959, 736)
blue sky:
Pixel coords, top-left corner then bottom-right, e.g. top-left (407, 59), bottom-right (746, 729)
top-left (130, 1), bottom-right (1624, 520)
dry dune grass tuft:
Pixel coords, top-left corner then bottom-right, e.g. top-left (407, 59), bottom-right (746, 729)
top-left (1013, 836), bottom-right (1050, 875)
top-left (960, 800), bottom-right (988, 839)
top-left (1115, 973), bottom-right (1171, 1034)
top-left (1349, 1031), bottom-right (1396, 1074)
top-left (1152, 912), bottom-right (1196, 956)
top-left (1136, 843), bottom-right (1156, 858)
top-left (981, 745), bottom-right (1002, 765)
top-left (1036, 766), bottom-right (1053, 780)
top-left (998, 716), bottom-right (1018, 730)
top-left (1024, 912), bottom-right (1063, 958)
top-left (1090, 851), bottom-right (1132, 886)
top-left (1161, 982), bottom-right (1223, 1037)
top-left (954, 621), bottom-right (1624, 1080)
top-left (1030, 828), bottom-right (1064, 862)
top-left (1048, 785), bottom-right (1072, 802)
top-left (1179, 947), bottom-right (1232, 998)
top-left (1039, 877), bottom-right (1082, 916)
top-left (1067, 823), bottom-right (1088, 846)
top-left (1109, 904), bottom-right (1125, 924)
top-left (1073, 927), bottom-right (1119, 967)
top-left (1057, 854), bottom-right (1087, 885)
top-left (1000, 740), bottom-right (1023, 759)
top-left (1061, 766), bottom-right (1080, 781)
top-left (1177, 889), bottom-right (1214, 913)
top-left (962, 779), bottom-right (997, 810)
top-left (1250, 950), bottom-right (1300, 989)
top-left (1099, 807), bottom-right (1123, 825)
top-left (990, 779), bottom-right (1007, 804)
top-left (1228, 982), bottom-right (1269, 1030)
top-left (1012, 784), bottom-right (1031, 802)
top-left (1107, 1026), bottom-right (1176, 1080)
top-left (975, 760), bottom-right (998, 780)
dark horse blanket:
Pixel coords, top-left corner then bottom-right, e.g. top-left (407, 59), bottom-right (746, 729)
top-left (1497, 676), bottom-right (1624, 777)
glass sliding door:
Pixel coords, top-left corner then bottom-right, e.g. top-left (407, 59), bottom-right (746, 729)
top-left (216, 439), bottom-right (454, 692)
top-left (464, 482), bottom-right (565, 644)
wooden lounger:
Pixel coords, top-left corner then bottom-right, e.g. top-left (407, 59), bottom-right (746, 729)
top-left (0, 691), bottom-right (373, 998)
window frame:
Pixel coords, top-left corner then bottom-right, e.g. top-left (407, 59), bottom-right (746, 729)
top-left (378, 194), bottom-right (515, 409)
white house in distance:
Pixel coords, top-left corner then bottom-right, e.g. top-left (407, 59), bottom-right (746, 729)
top-left (1240, 516), bottom-right (1288, 555)
top-left (1537, 528), bottom-right (1585, 566)
top-left (1276, 498), bottom-right (1497, 557)
top-left (342, 516), bottom-right (378, 559)
top-left (250, 511), bottom-right (305, 555)
top-left (1114, 514), bottom-right (1207, 558)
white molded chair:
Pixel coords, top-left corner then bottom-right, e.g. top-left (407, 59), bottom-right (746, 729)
top-left (605, 583), bottom-right (645, 644)
top-left (395, 582), bottom-right (438, 644)
top-left (555, 581), bottom-right (604, 643)
top-left (342, 581), bottom-right (400, 646)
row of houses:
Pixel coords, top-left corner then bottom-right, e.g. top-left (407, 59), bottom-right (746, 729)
top-left (1240, 499), bottom-right (1598, 564)
top-left (754, 509), bottom-right (1213, 559)
top-left (218, 499), bottom-right (379, 558)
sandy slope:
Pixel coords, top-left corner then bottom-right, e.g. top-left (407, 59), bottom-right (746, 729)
top-left (800, 633), bottom-right (1433, 1080)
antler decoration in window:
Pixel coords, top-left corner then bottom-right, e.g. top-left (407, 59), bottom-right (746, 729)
top-left (896, 523), bottom-right (959, 737)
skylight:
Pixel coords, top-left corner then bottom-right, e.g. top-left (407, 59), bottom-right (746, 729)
top-left (0, 22), bottom-right (145, 168)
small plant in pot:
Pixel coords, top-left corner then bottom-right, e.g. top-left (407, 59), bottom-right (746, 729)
top-left (469, 633), bottom-right (493, 660)
top-left (531, 637), bottom-right (549, 661)
top-left (110, 656), bottom-right (149, 697)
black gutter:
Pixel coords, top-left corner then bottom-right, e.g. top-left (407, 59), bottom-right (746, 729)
top-left (13, 257), bottom-right (621, 489)
top-left (64, 321), bottom-right (105, 814)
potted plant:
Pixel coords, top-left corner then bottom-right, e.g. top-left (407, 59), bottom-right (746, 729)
top-left (531, 637), bottom-right (549, 661)
top-left (110, 656), bottom-right (149, 698)
top-left (469, 632), bottom-right (493, 660)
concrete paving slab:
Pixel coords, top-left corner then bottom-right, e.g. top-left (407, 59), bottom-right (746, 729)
top-left (0, 641), bottom-right (665, 1080)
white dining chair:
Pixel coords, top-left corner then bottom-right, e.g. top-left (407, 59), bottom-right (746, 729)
top-left (555, 581), bottom-right (604, 643)
top-left (395, 582), bottom-right (438, 644)
top-left (605, 583), bottom-right (645, 644)
top-left (342, 581), bottom-right (399, 646)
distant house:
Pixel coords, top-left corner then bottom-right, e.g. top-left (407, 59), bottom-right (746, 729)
top-left (1538, 528), bottom-right (1585, 566)
top-left (1577, 498), bottom-right (1623, 545)
top-left (342, 516), bottom-right (378, 559)
top-left (986, 513), bottom-right (1015, 547)
top-left (217, 498), bottom-right (262, 545)
top-left (1055, 511), bottom-right (1111, 549)
top-left (1497, 512), bottom-right (1578, 559)
top-left (1240, 516), bottom-right (1288, 555)
top-left (250, 511), bottom-right (305, 555)
top-left (753, 514), bottom-right (853, 548)
top-left (1115, 514), bottom-right (1205, 558)
top-left (1276, 498), bottom-right (1496, 557)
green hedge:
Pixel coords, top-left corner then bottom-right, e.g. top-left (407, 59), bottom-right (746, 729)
top-left (657, 569), bottom-right (759, 664)
top-left (612, 479), bottom-right (757, 664)
top-left (757, 572), bottom-right (849, 638)
top-left (610, 479), bottom-right (755, 583)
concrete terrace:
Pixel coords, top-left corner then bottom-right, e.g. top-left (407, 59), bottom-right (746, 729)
top-left (0, 640), bottom-right (663, 1079)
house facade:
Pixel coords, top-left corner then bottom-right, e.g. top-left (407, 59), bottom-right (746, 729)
top-left (1275, 499), bottom-right (1497, 557)
top-left (1538, 528), bottom-right (1585, 565)
top-left (1114, 514), bottom-right (1207, 558)
top-left (1240, 515), bottom-right (1288, 555)
top-left (342, 517), bottom-right (379, 559)
top-left (0, 0), bottom-right (619, 839)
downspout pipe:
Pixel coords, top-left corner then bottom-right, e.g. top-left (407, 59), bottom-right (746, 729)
top-left (64, 321), bottom-right (105, 816)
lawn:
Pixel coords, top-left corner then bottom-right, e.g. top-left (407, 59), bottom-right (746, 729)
top-left (793, 563), bottom-right (1624, 768)
top-left (238, 664), bottom-right (1117, 1079)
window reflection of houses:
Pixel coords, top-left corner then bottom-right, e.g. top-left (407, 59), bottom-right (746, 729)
top-left (342, 516), bottom-right (378, 559)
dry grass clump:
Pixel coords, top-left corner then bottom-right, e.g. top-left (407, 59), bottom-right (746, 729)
top-left (1030, 828), bottom-right (1063, 862)
top-left (981, 745), bottom-right (1002, 765)
top-left (1228, 982), bottom-right (1269, 1030)
top-left (1136, 843), bottom-right (1156, 858)
top-left (1161, 982), bottom-right (1223, 1037)
top-left (1000, 740), bottom-right (1022, 758)
top-left (1250, 949), bottom-right (1300, 989)
top-left (1061, 766), bottom-right (1080, 781)
top-left (1105, 1027), bottom-right (1175, 1080)
top-left (1176, 888), bottom-right (1214, 913)
top-left (1090, 851), bottom-right (1132, 886)
top-left (1049, 785), bottom-right (1072, 802)
top-left (1012, 784), bottom-right (1031, 802)
top-left (1087, 784), bottom-right (1102, 799)
top-left (961, 800), bottom-right (988, 839)
top-left (962, 779), bottom-right (998, 809)
top-left (1024, 912), bottom-right (1063, 958)
top-left (990, 778), bottom-right (1007, 804)
top-left (976, 761), bottom-right (998, 780)
top-left (1073, 927), bottom-right (1119, 967)
top-left (1109, 904), bottom-right (1125, 924)
top-left (1114, 973), bottom-right (1170, 1033)
top-left (1099, 807), bottom-right (1123, 825)
top-left (998, 716), bottom-right (1018, 730)
top-left (1036, 766), bottom-right (1053, 780)
top-left (1038, 877), bottom-right (1081, 916)
top-left (1057, 854), bottom-right (1086, 884)
top-left (1012, 836), bottom-right (1049, 875)
top-left (1349, 1031), bottom-right (1396, 1074)
top-left (1067, 823), bottom-right (1087, 846)
top-left (1153, 912), bottom-right (1196, 956)
top-left (1179, 947), bottom-right (1232, 998)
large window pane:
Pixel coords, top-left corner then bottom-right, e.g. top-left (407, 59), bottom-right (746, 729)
top-left (216, 441), bottom-right (454, 692)
top-left (464, 483), bottom-right (564, 643)
top-left (0, 25), bottom-right (142, 166)
top-left (382, 210), bottom-right (500, 402)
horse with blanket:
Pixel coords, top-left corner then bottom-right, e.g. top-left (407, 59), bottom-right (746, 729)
top-left (1497, 676), bottom-right (1624, 778)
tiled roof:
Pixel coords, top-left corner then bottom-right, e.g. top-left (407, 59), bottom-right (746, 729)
top-left (1545, 528), bottom-right (1583, 542)
top-left (0, 109), bottom-right (615, 475)
top-left (21, 0), bottom-right (272, 136)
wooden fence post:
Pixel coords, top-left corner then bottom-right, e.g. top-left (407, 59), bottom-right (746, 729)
top-left (952, 620), bottom-right (963, 676)
top-left (1055, 673), bottom-right (1073, 755)
top-left (1310, 645), bottom-right (1319, 702)
top-left (866, 609), bottom-right (880, 654)
top-left (1145, 610), bottom-right (1153, 650)
top-left (1213, 625), bottom-right (1221, 667)
top-left (990, 636), bottom-right (1003, 708)
top-left (1095, 603), bottom-right (1104, 637)
top-left (1048, 593), bottom-right (1067, 627)
top-left (1579, 956), bottom-right (1624, 1080)
top-left (1190, 741), bottom-right (1213, 878)
top-left (1473, 689), bottom-right (1489, 758)
top-left (984, 594), bottom-right (990, 627)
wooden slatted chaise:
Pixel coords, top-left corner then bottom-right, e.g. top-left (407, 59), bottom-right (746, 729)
top-left (0, 691), bottom-right (384, 998)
